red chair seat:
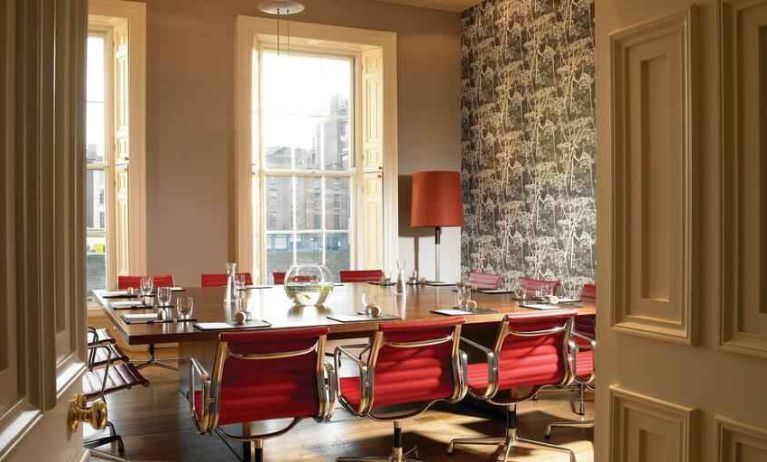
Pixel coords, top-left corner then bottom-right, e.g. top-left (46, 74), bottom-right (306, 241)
top-left (339, 369), bottom-right (455, 410)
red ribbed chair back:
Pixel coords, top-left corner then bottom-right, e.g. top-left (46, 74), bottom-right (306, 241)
top-left (467, 271), bottom-right (503, 289)
top-left (339, 269), bottom-right (384, 283)
top-left (118, 274), bottom-right (174, 289)
top-left (203, 327), bottom-right (329, 427)
top-left (367, 318), bottom-right (464, 410)
top-left (200, 273), bottom-right (253, 288)
top-left (518, 276), bottom-right (560, 297)
top-left (490, 310), bottom-right (575, 393)
top-left (576, 283), bottom-right (596, 336)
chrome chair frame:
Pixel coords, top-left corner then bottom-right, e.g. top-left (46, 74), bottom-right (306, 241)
top-left (189, 334), bottom-right (336, 462)
top-left (334, 324), bottom-right (468, 462)
top-left (545, 330), bottom-right (596, 439)
top-left (83, 344), bottom-right (126, 461)
top-left (448, 315), bottom-right (577, 462)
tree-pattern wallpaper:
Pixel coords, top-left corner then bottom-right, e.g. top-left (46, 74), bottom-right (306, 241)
top-left (460, 0), bottom-right (596, 296)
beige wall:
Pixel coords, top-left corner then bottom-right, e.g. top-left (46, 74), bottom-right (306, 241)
top-left (140, 0), bottom-right (462, 284)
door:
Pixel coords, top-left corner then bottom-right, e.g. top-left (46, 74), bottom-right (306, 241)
top-left (596, 0), bottom-right (767, 460)
top-left (0, 0), bottom-right (89, 460)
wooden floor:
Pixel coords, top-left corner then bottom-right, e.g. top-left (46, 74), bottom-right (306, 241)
top-left (88, 353), bottom-right (594, 462)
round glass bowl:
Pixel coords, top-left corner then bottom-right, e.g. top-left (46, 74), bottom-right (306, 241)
top-left (283, 264), bottom-right (334, 306)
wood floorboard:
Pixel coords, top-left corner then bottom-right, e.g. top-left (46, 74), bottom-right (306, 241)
top-left (87, 344), bottom-right (593, 461)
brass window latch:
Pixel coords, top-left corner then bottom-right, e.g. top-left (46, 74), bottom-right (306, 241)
top-left (67, 394), bottom-right (108, 434)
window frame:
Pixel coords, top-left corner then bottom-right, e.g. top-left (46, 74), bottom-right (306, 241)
top-left (235, 16), bottom-right (399, 283)
top-left (255, 46), bottom-right (359, 280)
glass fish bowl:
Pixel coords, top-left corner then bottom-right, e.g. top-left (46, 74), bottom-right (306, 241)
top-left (284, 264), bottom-right (334, 306)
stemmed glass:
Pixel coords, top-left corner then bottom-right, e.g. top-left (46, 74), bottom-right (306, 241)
top-left (176, 296), bottom-right (194, 321)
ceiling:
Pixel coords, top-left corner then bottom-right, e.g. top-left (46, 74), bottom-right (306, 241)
top-left (375, 0), bottom-right (482, 13)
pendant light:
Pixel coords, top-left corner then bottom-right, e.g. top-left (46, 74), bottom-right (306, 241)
top-left (258, 0), bottom-right (305, 55)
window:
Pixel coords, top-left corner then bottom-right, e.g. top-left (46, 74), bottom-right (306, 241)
top-left (86, 33), bottom-right (109, 292)
top-left (86, 1), bottom-right (147, 293)
top-left (256, 50), bottom-right (354, 280)
top-left (235, 17), bottom-right (398, 283)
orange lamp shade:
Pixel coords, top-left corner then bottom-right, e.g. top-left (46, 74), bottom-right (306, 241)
top-left (410, 171), bottom-right (465, 228)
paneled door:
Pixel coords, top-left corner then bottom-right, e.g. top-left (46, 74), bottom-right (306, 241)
top-left (596, 0), bottom-right (767, 460)
top-left (0, 0), bottom-right (89, 460)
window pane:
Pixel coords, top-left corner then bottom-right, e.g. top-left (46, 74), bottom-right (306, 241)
top-left (296, 234), bottom-right (322, 265)
top-left (86, 35), bottom-right (106, 163)
top-left (325, 177), bottom-right (350, 230)
top-left (325, 233), bottom-right (350, 278)
top-left (86, 169), bottom-right (107, 292)
top-left (265, 176), bottom-right (293, 231)
top-left (261, 51), bottom-right (352, 171)
top-left (296, 177), bottom-right (321, 230)
top-left (266, 233), bottom-right (294, 276)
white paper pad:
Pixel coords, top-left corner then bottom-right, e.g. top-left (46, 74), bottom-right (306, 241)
top-left (122, 313), bottom-right (160, 321)
top-left (102, 290), bottom-right (132, 297)
top-left (432, 309), bottom-right (471, 316)
top-left (521, 303), bottom-right (562, 310)
top-left (110, 300), bottom-right (148, 309)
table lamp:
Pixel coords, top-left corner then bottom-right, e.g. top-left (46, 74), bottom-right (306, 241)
top-left (410, 170), bottom-right (464, 282)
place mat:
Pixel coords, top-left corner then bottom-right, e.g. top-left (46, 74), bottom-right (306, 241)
top-left (520, 303), bottom-right (567, 311)
top-left (424, 281), bottom-right (456, 287)
top-left (101, 290), bottom-right (136, 299)
top-left (367, 281), bottom-right (396, 287)
top-left (193, 320), bottom-right (271, 331)
top-left (121, 313), bottom-right (173, 324)
top-left (476, 288), bottom-right (516, 295)
top-left (432, 307), bottom-right (498, 316)
top-left (239, 285), bottom-right (273, 290)
top-left (327, 313), bottom-right (400, 323)
top-left (110, 300), bottom-right (151, 310)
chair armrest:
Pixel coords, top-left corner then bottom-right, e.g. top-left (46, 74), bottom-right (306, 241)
top-left (459, 338), bottom-right (498, 400)
top-left (334, 346), bottom-right (371, 416)
top-left (188, 358), bottom-right (211, 433)
top-left (572, 331), bottom-right (596, 350)
top-left (319, 361), bottom-right (337, 421)
top-left (86, 344), bottom-right (113, 399)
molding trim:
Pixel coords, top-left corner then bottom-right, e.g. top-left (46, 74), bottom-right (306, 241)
top-left (233, 16), bottom-right (399, 280)
top-left (719, 0), bottom-right (767, 358)
top-left (717, 416), bottom-right (767, 462)
top-left (609, 386), bottom-right (696, 462)
top-left (608, 7), bottom-right (696, 344)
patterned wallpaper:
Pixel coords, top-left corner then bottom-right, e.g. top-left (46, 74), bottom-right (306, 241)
top-left (460, 0), bottom-right (596, 296)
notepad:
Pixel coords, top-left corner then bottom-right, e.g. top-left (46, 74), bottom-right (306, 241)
top-left (193, 320), bottom-right (271, 331)
top-left (432, 307), bottom-right (498, 316)
top-left (101, 290), bottom-right (134, 298)
top-left (121, 313), bottom-right (172, 324)
top-left (110, 300), bottom-right (149, 310)
top-left (520, 303), bottom-right (563, 310)
top-left (327, 313), bottom-right (399, 323)
top-left (476, 289), bottom-right (516, 295)
top-left (239, 285), bottom-right (272, 290)
top-left (424, 281), bottom-right (456, 287)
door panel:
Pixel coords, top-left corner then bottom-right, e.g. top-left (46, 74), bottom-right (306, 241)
top-left (597, 0), bottom-right (767, 461)
top-left (0, 0), bottom-right (88, 459)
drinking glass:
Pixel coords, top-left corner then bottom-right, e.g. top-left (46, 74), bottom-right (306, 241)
top-left (156, 287), bottom-right (172, 307)
top-left (236, 274), bottom-right (247, 290)
top-left (140, 276), bottom-right (154, 296)
top-left (176, 296), bottom-right (194, 320)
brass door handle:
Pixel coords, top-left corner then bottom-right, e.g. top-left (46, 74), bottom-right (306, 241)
top-left (67, 394), bottom-right (108, 433)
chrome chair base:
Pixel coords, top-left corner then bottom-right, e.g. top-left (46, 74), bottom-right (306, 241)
top-left (337, 421), bottom-right (422, 462)
top-left (545, 418), bottom-right (595, 439)
top-left (448, 406), bottom-right (576, 462)
top-left (133, 344), bottom-right (178, 370)
top-left (337, 446), bottom-right (421, 462)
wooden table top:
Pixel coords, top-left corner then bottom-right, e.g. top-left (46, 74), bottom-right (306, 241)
top-left (94, 284), bottom-right (596, 345)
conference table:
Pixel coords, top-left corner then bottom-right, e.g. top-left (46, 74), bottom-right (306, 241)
top-left (94, 283), bottom-right (595, 387)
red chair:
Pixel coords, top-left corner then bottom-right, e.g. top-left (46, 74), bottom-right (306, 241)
top-left (580, 282), bottom-right (596, 301)
top-left (83, 343), bottom-right (150, 458)
top-left (273, 271), bottom-right (285, 285)
top-left (200, 272), bottom-right (253, 287)
top-left (518, 276), bottom-right (560, 298)
top-left (468, 271), bottom-right (503, 289)
top-left (117, 274), bottom-right (175, 289)
top-left (335, 318), bottom-right (467, 461)
top-left (189, 327), bottom-right (335, 462)
top-left (339, 269), bottom-right (384, 283)
top-left (546, 286), bottom-right (596, 439)
top-left (448, 310), bottom-right (577, 462)
top-left (118, 274), bottom-right (177, 371)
